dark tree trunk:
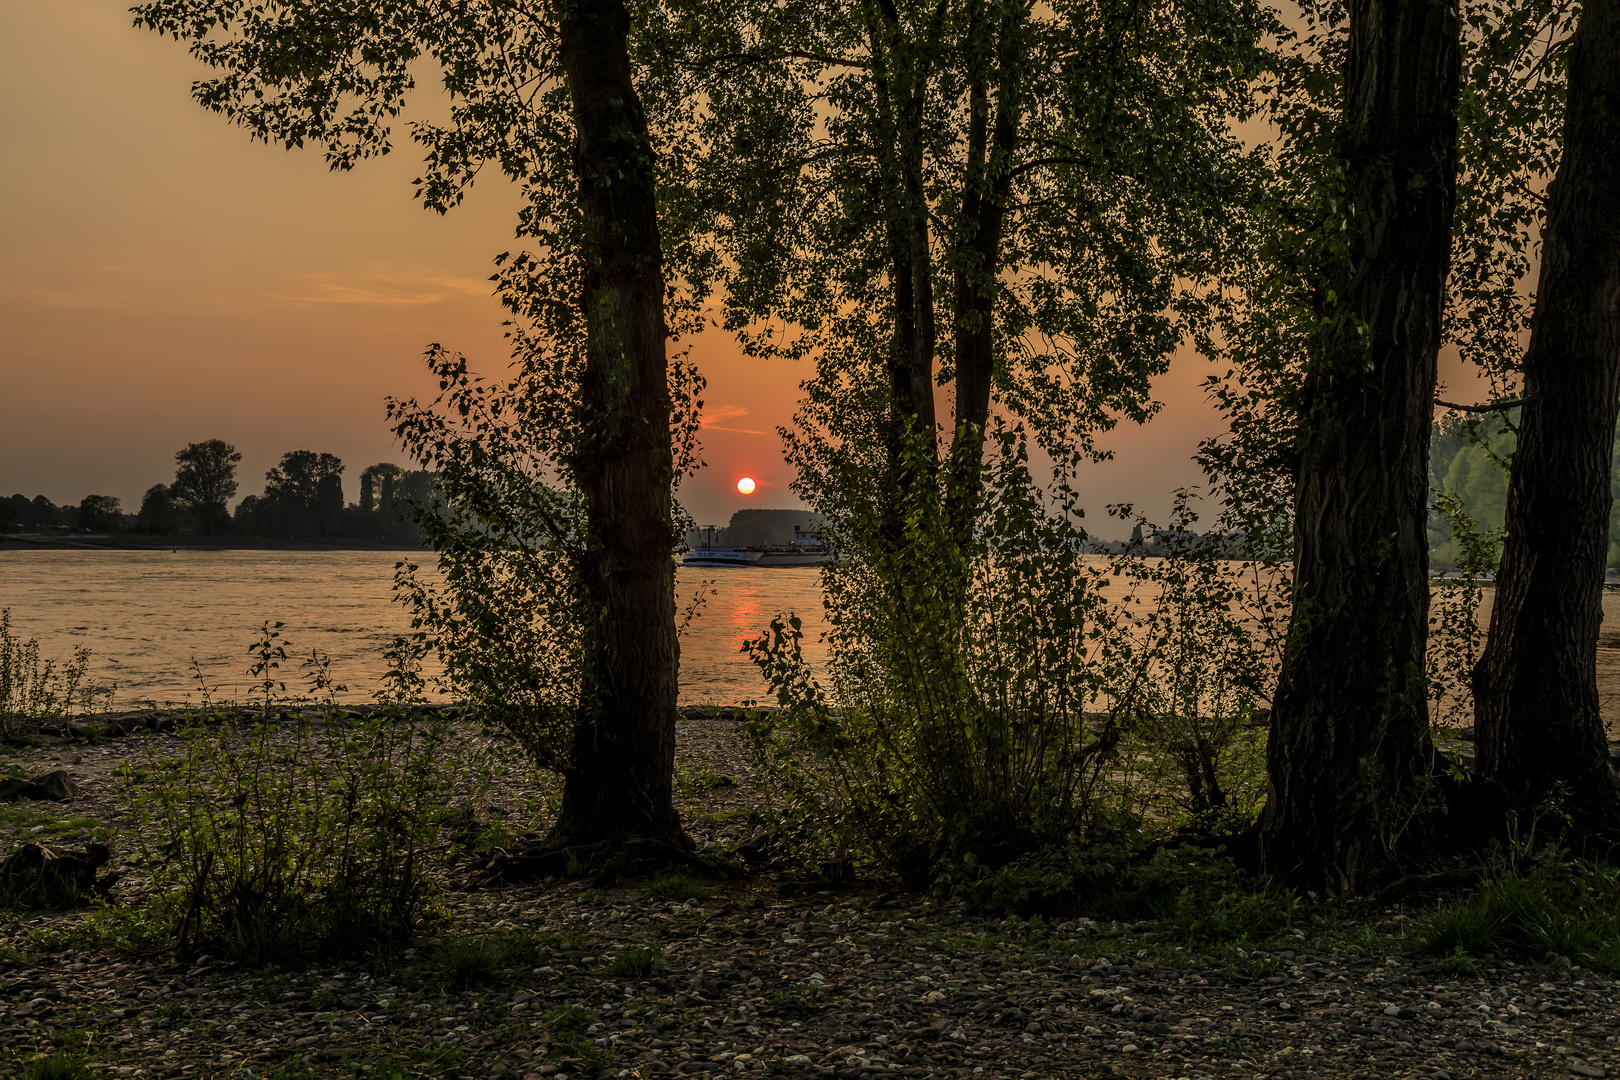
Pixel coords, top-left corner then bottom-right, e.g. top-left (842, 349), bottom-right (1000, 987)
top-left (1258, 0), bottom-right (1459, 892)
top-left (1472, 0), bottom-right (1620, 841)
top-left (549, 0), bottom-right (685, 849)
top-left (946, 2), bottom-right (1022, 543)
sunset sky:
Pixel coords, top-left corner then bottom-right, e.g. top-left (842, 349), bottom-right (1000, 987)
top-left (0, 3), bottom-right (1488, 537)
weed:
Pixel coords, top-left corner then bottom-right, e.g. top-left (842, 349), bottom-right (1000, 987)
top-left (1426, 944), bottom-right (1484, 979)
top-left (0, 609), bottom-right (97, 738)
top-left (431, 932), bottom-right (543, 989)
top-left (1414, 859), bottom-right (1620, 970)
top-left (644, 872), bottom-right (714, 902)
top-left (606, 946), bottom-right (665, 978)
top-left (122, 631), bottom-right (460, 964)
top-left (18, 1052), bottom-right (93, 1080)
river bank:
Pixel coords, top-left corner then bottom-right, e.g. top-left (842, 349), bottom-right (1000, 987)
top-left (0, 533), bottom-right (424, 552)
top-left (1, 713), bottom-right (1614, 1080)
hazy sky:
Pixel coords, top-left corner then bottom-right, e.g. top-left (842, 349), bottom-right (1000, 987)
top-left (0, 2), bottom-right (1485, 536)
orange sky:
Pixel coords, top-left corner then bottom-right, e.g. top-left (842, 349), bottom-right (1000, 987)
top-left (0, 2), bottom-right (1490, 537)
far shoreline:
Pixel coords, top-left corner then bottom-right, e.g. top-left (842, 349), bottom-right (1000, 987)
top-left (0, 532), bottom-right (427, 553)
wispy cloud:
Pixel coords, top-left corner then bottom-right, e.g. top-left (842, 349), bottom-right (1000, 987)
top-left (701, 404), bottom-right (769, 435)
top-left (262, 263), bottom-right (490, 306)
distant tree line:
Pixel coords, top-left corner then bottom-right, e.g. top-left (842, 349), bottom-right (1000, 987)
top-left (2, 440), bottom-right (437, 544)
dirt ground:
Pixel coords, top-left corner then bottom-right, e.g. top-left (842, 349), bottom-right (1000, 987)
top-left (1, 711), bottom-right (1616, 1080)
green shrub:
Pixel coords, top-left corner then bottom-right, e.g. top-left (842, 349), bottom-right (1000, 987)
top-left (745, 427), bottom-right (1137, 881)
top-left (0, 609), bottom-right (96, 738)
top-left (125, 628), bottom-right (459, 964)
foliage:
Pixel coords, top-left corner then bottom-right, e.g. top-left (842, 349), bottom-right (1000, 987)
top-left (0, 609), bottom-right (95, 739)
top-left (745, 427), bottom-right (1135, 879)
top-left (649, 0), bottom-right (1275, 483)
top-left (1107, 496), bottom-right (1286, 830)
top-left (122, 630), bottom-right (458, 964)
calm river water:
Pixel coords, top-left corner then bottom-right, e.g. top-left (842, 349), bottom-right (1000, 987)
top-left (5, 549), bottom-right (1620, 726)
top-left (0, 550), bottom-right (825, 707)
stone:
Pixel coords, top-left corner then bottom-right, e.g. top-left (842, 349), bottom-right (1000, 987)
top-left (0, 769), bottom-right (77, 802)
top-left (0, 841), bottom-right (111, 906)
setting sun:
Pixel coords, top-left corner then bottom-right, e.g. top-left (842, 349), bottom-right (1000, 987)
top-left (736, 477), bottom-right (756, 495)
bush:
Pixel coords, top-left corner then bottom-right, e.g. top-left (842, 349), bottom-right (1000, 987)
top-left (1106, 500), bottom-right (1283, 831)
top-left (124, 630), bottom-right (460, 964)
top-left (0, 609), bottom-right (95, 739)
top-left (745, 426), bottom-right (1137, 880)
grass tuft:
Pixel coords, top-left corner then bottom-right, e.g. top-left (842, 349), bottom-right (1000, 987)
top-left (644, 872), bottom-right (714, 902)
top-left (18, 1052), bottom-right (93, 1080)
top-left (605, 946), bottom-right (665, 978)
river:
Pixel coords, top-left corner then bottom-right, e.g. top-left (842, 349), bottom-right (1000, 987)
top-left (4, 549), bottom-right (1619, 728)
top-left (0, 550), bottom-right (824, 707)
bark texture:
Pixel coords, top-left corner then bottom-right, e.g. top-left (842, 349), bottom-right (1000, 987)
top-left (1473, 0), bottom-right (1620, 841)
top-left (550, 0), bottom-right (685, 849)
top-left (1259, 0), bottom-right (1459, 891)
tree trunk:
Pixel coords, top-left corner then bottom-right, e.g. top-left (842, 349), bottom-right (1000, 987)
top-left (549, 0), bottom-right (686, 849)
top-left (1258, 0), bottom-right (1459, 892)
top-left (946, 1), bottom-right (1022, 543)
top-left (1472, 0), bottom-right (1620, 841)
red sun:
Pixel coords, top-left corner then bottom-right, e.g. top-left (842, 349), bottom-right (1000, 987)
top-left (736, 477), bottom-right (757, 495)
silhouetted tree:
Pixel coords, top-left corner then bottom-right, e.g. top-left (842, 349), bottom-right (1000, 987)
top-left (137, 484), bottom-right (177, 535)
top-left (262, 451), bottom-right (344, 539)
top-left (359, 463), bottom-right (405, 515)
top-left (1473, 0), bottom-right (1620, 843)
top-left (171, 439), bottom-right (242, 536)
top-left (76, 495), bottom-right (123, 533)
top-left (1258, 0), bottom-right (1460, 892)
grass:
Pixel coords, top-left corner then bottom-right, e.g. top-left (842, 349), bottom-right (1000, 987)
top-left (18, 1052), bottom-right (94, 1080)
top-left (644, 872), bottom-right (715, 902)
top-left (0, 807), bottom-right (105, 843)
top-left (1414, 860), bottom-right (1620, 970)
top-left (605, 946), bottom-right (665, 978)
top-left (430, 932), bottom-right (545, 989)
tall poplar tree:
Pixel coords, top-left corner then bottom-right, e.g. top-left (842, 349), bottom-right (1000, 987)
top-left (1256, 0), bottom-right (1461, 891)
top-left (135, 0), bottom-right (691, 851)
top-left (1473, 0), bottom-right (1620, 841)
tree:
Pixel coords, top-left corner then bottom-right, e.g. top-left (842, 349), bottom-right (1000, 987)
top-left (359, 463), bottom-right (405, 515)
top-left (76, 495), bottom-right (123, 533)
top-left (137, 0), bottom-right (699, 855)
top-left (137, 484), bottom-right (178, 535)
top-left (1255, 0), bottom-right (1461, 891)
top-left (171, 439), bottom-right (242, 536)
top-left (262, 451), bottom-right (344, 539)
top-left (654, 0), bottom-right (1272, 549)
top-left (1472, 0), bottom-right (1620, 841)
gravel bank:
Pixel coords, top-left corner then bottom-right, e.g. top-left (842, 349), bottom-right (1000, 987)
top-left (1, 714), bottom-right (1615, 1079)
